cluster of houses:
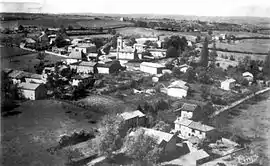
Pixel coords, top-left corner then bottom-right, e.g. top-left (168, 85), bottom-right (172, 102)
top-left (116, 102), bottom-right (220, 165)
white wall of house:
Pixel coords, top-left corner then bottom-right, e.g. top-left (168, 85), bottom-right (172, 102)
top-left (180, 67), bottom-right (189, 73)
top-left (149, 51), bottom-right (166, 58)
top-left (181, 111), bottom-right (193, 119)
top-left (118, 52), bottom-right (135, 60)
top-left (97, 67), bottom-right (110, 74)
top-left (77, 66), bottom-right (94, 74)
top-left (12, 78), bottom-right (21, 84)
top-left (176, 124), bottom-right (207, 139)
top-left (21, 89), bottom-right (36, 100)
top-left (167, 88), bottom-right (187, 98)
top-left (221, 82), bottom-right (234, 91)
top-left (65, 59), bottom-right (80, 65)
top-left (140, 65), bottom-right (163, 75)
top-left (25, 78), bottom-right (46, 84)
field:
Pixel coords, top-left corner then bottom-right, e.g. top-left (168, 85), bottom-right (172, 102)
top-left (210, 91), bottom-right (270, 165)
top-left (209, 39), bottom-right (270, 55)
top-left (0, 15), bottom-right (133, 29)
top-left (2, 100), bottom-right (101, 166)
top-left (116, 27), bottom-right (198, 41)
top-left (1, 47), bottom-right (66, 72)
top-left (212, 30), bottom-right (270, 38)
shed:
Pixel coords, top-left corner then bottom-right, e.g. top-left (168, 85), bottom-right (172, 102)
top-left (18, 82), bottom-right (46, 100)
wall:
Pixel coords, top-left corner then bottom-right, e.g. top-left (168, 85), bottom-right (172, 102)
top-left (77, 66), bottom-right (95, 74)
top-left (140, 65), bottom-right (159, 75)
top-left (181, 111), bottom-right (193, 119)
top-left (167, 88), bottom-right (187, 98)
top-left (21, 89), bottom-right (36, 100)
top-left (97, 67), bottom-right (110, 74)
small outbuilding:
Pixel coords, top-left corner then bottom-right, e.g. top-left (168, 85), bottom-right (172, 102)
top-left (140, 62), bottom-right (165, 75)
top-left (18, 82), bottom-right (46, 100)
top-left (220, 78), bottom-right (236, 91)
top-left (167, 80), bottom-right (189, 99)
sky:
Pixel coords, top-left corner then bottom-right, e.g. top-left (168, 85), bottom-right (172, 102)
top-left (1, 0), bottom-right (270, 17)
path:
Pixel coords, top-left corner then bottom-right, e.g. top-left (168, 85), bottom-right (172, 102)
top-left (211, 87), bottom-right (270, 118)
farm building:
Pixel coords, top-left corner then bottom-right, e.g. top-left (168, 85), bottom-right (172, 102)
top-left (116, 48), bottom-right (142, 60)
top-left (133, 43), bottom-right (147, 52)
top-left (68, 43), bottom-right (97, 54)
top-left (167, 80), bottom-right (189, 99)
top-left (242, 72), bottom-right (254, 82)
top-left (148, 49), bottom-right (167, 59)
top-left (96, 61), bottom-right (122, 74)
top-left (119, 110), bottom-right (146, 130)
top-left (65, 50), bottom-right (87, 64)
top-left (174, 117), bottom-right (216, 140)
top-left (18, 82), bottom-right (46, 100)
top-left (174, 103), bottom-right (199, 119)
top-left (221, 78), bottom-right (236, 91)
top-left (178, 64), bottom-right (191, 73)
top-left (8, 70), bottom-right (25, 84)
top-left (71, 74), bottom-right (94, 87)
top-left (128, 128), bottom-right (188, 155)
top-left (70, 61), bottom-right (97, 74)
top-left (140, 62), bottom-right (165, 75)
top-left (24, 73), bottom-right (47, 84)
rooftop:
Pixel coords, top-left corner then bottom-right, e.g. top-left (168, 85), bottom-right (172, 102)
top-left (68, 50), bottom-right (85, 59)
top-left (73, 74), bottom-right (93, 80)
top-left (168, 80), bottom-right (189, 90)
top-left (222, 78), bottom-right (236, 83)
top-left (140, 62), bottom-right (165, 68)
top-left (181, 103), bottom-right (198, 112)
top-left (242, 72), bottom-right (254, 78)
top-left (18, 82), bottom-right (42, 90)
top-left (8, 70), bottom-right (24, 79)
top-left (78, 61), bottom-right (97, 67)
top-left (129, 127), bottom-right (174, 145)
top-left (148, 49), bottom-right (167, 52)
top-left (120, 110), bottom-right (145, 120)
top-left (174, 118), bottom-right (215, 132)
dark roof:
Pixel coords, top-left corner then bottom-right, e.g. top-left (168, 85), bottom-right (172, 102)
top-left (181, 103), bottom-right (198, 112)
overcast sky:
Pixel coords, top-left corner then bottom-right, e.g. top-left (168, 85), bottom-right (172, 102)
top-left (1, 0), bottom-right (270, 17)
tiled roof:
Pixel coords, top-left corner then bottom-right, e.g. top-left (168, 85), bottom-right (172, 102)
top-left (2, 68), bottom-right (13, 74)
top-left (222, 78), bottom-right (236, 83)
top-left (120, 110), bottom-right (145, 120)
top-left (174, 118), bottom-right (215, 132)
top-left (69, 50), bottom-right (84, 59)
top-left (140, 62), bottom-right (165, 68)
top-left (129, 127), bottom-right (174, 145)
top-left (181, 103), bottom-right (198, 112)
top-left (168, 80), bottom-right (188, 90)
top-left (78, 61), bottom-right (97, 67)
top-left (8, 70), bottom-right (24, 79)
top-left (188, 121), bottom-right (215, 132)
top-left (18, 82), bottom-right (42, 90)
top-left (242, 72), bottom-right (254, 78)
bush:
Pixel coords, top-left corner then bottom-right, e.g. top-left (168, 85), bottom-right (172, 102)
top-left (229, 55), bottom-right (235, 61)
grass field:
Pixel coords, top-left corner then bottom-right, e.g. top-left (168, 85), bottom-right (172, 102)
top-left (2, 100), bottom-right (100, 166)
top-left (1, 47), bottom-right (66, 72)
top-left (216, 50), bottom-right (267, 61)
top-left (0, 17), bottom-right (133, 29)
top-left (211, 91), bottom-right (270, 165)
top-left (116, 27), bottom-right (198, 41)
top-left (209, 39), bottom-right (270, 55)
top-left (212, 30), bottom-right (269, 38)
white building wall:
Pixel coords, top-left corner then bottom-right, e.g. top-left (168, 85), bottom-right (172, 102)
top-left (167, 88), bottom-right (187, 98)
top-left (140, 65), bottom-right (159, 75)
top-left (97, 67), bottom-right (110, 74)
top-left (181, 111), bottom-right (193, 119)
top-left (21, 89), bottom-right (36, 100)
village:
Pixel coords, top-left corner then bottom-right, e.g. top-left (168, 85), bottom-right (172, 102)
top-left (1, 12), bottom-right (270, 166)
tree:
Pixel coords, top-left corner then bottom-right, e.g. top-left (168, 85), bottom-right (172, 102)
top-left (183, 68), bottom-right (196, 83)
top-left (166, 46), bottom-right (178, 58)
top-left (68, 25), bottom-right (73, 30)
top-left (35, 61), bottom-right (45, 74)
top-left (126, 37), bottom-right (137, 46)
top-left (200, 38), bottom-right (209, 67)
top-left (263, 52), bottom-right (270, 77)
top-left (94, 114), bottom-right (125, 157)
top-left (55, 34), bottom-right (66, 48)
top-left (36, 52), bottom-right (45, 61)
top-left (123, 129), bottom-right (163, 163)
top-left (18, 25), bottom-right (24, 31)
top-left (200, 85), bottom-right (210, 101)
top-left (153, 121), bottom-right (171, 133)
top-left (210, 41), bottom-right (218, 61)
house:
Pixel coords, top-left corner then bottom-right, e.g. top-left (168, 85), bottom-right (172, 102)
top-left (135, 37), bottom-right (158, 45)
top-left (48, 34), bottom-right (57, 45)
top-left (167, 80), bottom-right (189, 99)
top-left (221, 78), bottom-right (236, 91)
top-left (96, 61), bottom-right (122, 74)
top-left (75, 43), bottom-right (97, 54)
top-left (24, 72), bottom-right (47, 84)
top-left (128, 128), bottom-right (180, 154)
top-left (174, 117), bottom-right (216, 140)
top-left (119, 110), bottom-right (146, 129)
top-left (179, 64), bottom-right (191, 73)
top-left (18, 82), bottom-right (46, 100)
top-left (140, 62), bottom-right (165, 75)
top-left (70, 61), bottom-right (97, 74)
top-left (8, 70), bottom-right (26, 84)
top-left (116, 48), bottom-right (142, 60)
top-left (148, 49), bottom-right (167, 59)
top-left (133, 43), bottom-right (147, 52)
top-left (242, 72), bottom-right (254, 82)
top-left (174, 103), bottom-right (199, 119)
top-left (71, 74), bottom-right (94, 87)
top-left (171, 149), bottom-right (210, 166)
top-left (65, 50), bottom-right (87, 65)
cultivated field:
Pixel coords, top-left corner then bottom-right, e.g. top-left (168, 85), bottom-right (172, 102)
top-left (116, 27), bottom-right (198, 41)
top-left (216, 50), bottom-right (267, 61)
top-left (0, 16), bottom-right (133, 29)
top-left (209, 39), bottom-right (270, 55)
top-left (2, 100), bottom-right (99, 166)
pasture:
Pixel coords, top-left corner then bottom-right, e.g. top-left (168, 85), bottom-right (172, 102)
top-left (210, 39), bottom-right (270, 55)
top-left (116, 27), bottom-right (198, 41)
top-left (2, 100), bottom-right (99, 166)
